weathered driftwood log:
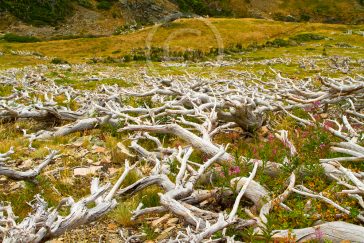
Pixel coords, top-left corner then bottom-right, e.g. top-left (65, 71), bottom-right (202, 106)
top-left (0, 161), bottom-right (134, 242)
top-left (0, 150), bottom-right (58, 181)
top-left (1, 64), bottom-right (364, 242)
top-left (272, 221), bottom-right (364, 242)
top-left (0, 103), bottom-right (84, 122)
top-left (28, 116), bottom-right (116, 140)
top-left (230, 177), bottom-right (270, 210)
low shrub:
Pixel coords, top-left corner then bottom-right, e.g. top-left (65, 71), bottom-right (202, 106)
top-left (51, 58), bottom-right (69, 64)
top-left (273, 13), bottom-right (298, 22)
top-left (0, 0), bottom-right (72, 26)
top-left (96, 0), bottom-right (113, 10)
top-left (3, 33), bottom-right (40, 43)
top-left (50, 34), bottom-right (98, 41)
top-left (174, 0), bottom-right (232, 16)
top-left (290, 33), bottom-right (325, 42)
top-left (300, 13), bottom-right (311, 21)
top-left (77, 0), bottom-right (93, 8)
top-left (266, 38), bottom-right (294, 47)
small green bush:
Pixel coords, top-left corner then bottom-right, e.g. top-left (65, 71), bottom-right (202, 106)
top-left (77, 0), bottom-right (93, 8)
top-left (3, 33), bottom-right (40, 43)
top-left (123, 55), bottom-right (132, 62)
top-left (51, 58), bottom-right (69, 64)
top-left (96, 0), bottom-right (113, 10)
top-left (266, 38), bottom-right (292, 47)
top-left (273, 13), bottom-right (297, 22)
top-left (290, 33), bottom-right (325, 42)
top-left (0, 0), bottom-right (72, 26)
top-left (112, 50), bottom-right (121, 54)
top-left (174, 0), bottom-right (232, 16)
top-left (300, 13), bottom-right (311, 21)
top-left (50, 34), bottom-right (98, 41)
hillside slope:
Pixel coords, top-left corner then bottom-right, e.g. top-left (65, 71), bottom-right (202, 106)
top-left (0, 0), bottom-right (178, 38)
top-left (0, 0), bottom-right (363, 39)
top-left (173, 0), bottom-right (364, 24)
top-left (1, 18), bottom-right (363, 67)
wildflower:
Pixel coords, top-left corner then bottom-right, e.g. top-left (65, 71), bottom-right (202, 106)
top-left (252, 147), bottom-right (258, 157)
top-left (314, 227), bottom-right (324, 241)
top-left (229, 166), bottom-right (241, 175)
top-left (323, 121), bottom-right (334, 130)
top-left (313, 114), bottom-right (320, 121)
top-left (313, 100), bottom-right (321, 108)
top-left (214, 167), bottom-right (225, 178)
top-left (272, 147), bottom-right (277, 155)
top-left (301, 130), bottom-right (309, 138)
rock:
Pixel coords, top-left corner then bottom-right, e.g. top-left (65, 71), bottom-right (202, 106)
top-left (92, 145), bottom-right (107, 154)
top-left (9, 182), bottom-right (24, 191)
top-left (73, 166), bottom-right (103, 176)
top-left (85, 76), bottom-right (101, 82)
top-left (151, 214), bottom-right (170, 227)
top-left (155, 226), bottom-right (176, 241)
top-left (166, 217), bottom-right (179, 225)
top-left (117, 142), bottom-right (134, 158)
top-left (101, 156), bottom-right (111, 164)
top-left (71, 137), bottom-right (85, 147)
top-left (57, 64), bottom-right (71, 71)
top-left (74, 149), bottom-right (89, 159)
top-left (19, 159), bottom-right (33, 169)
top-left (108, 167), bottom-right (118, 175)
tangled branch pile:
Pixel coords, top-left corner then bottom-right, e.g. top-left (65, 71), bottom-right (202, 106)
top-left (0, 63), bottom-right (364, 242)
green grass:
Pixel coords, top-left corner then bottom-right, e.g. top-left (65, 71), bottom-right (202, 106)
top-left (2, 33), bottom-right (40, 43)
top-left (0, 17), bottom-right (364, 241)
top-left (0, 18), bottom-right (362, 64)
top-left (0, 85), bottom-right (12, 96)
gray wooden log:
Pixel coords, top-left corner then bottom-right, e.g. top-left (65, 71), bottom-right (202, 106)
top-left (273, 221), bottom-right (364, 242)
top-left (0, 150), bottom-right (58, 181)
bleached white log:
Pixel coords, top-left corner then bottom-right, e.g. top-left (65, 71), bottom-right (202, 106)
top-left (0, 150), bottom-right (58, 181)
top-left (272, 221), bottom-right (364, 242)
top-left (0, 162), bottom-right (134, 242)
top-left (230, 176), bottom-right (270, 210)
top-left (293, 185), bottom-right (364, 222)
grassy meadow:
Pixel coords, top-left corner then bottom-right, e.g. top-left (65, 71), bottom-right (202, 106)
top-left (0, 18), bottom-right (364, 241)
top-left (0, 18), bottom-right (363, 65)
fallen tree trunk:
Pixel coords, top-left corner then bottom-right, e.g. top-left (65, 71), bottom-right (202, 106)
top-left (0, 150), bottom-right (58, 181)
top-left (0, 161), bottom-right (135, 242)
top-left (272, 221), bottom-right (364, 242)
